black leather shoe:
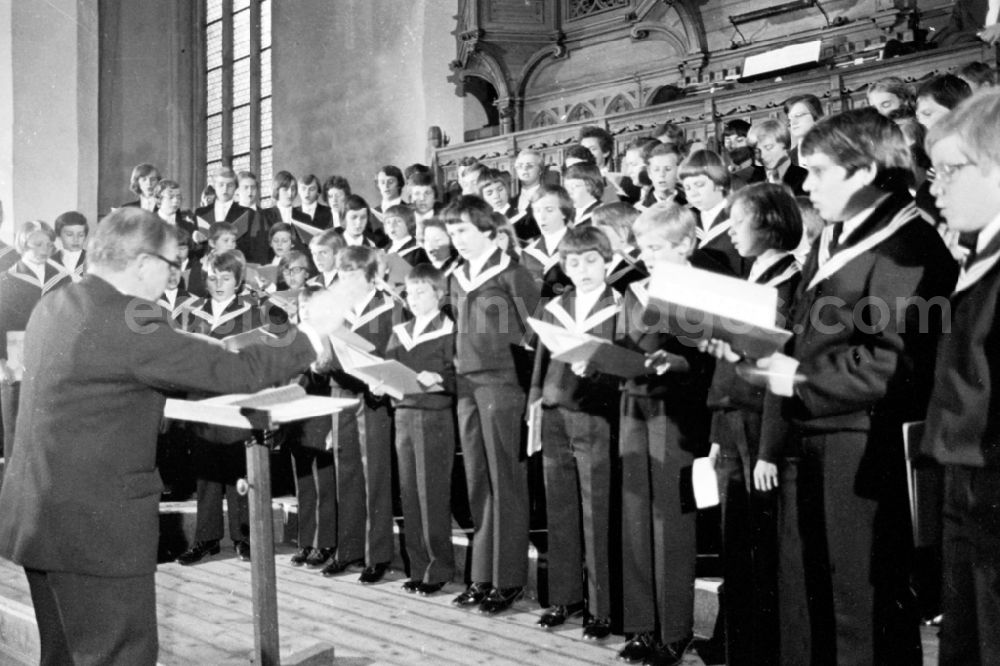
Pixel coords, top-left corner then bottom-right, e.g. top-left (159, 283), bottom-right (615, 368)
top-left (478, 586), bottom-right (523, 615)
top-left (290, 547), bottom-right (312, 566)
top-left (537, 601), bottom-right (585, 628)
top-left (583, 615), bottom-right (612, 640)
top-left (417, 581), bottom-right (447, 596)
top-left (452, 582), bottom-right (492, 607)
top-left (234, 540), bottom-right (251, 561)
top-left (401, 579), bottom-right (421, 593)
top-left (305, 547), bottom-right (335, 568)
top-left (358, 562), bottom-right (389, 584)
top-left (176, 540), bottom-right (221, 566)
top-left (320, 557), bottom-right (363, 577)
top-left (617, 632), bottom-right (654, 663)
top-left (645, 633), bottom-right (693, 666)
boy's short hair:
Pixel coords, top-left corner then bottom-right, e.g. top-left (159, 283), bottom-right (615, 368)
top-left (563, 162), bottom-right (605, 199)
top-left (476, 168), bottom-right (509, 192)
top-left (678, 149), bottom-right (731, 191)
top-left (421, 217), bottom-right (450, 238)
top-left (54, 211), bottom-right (88, 236)
top-left (916, 74), bottom-right (972, 111)
top-left (344, 194), bottom-right (371, 214)
top-left (458, 156), bottom-right (479, 168)
top-left (322, 175), bottom-right (351, 197)
top-left (407, 171), bottom-right (437, 189)
top-left (310, 227), bottom-right (347, 252)
top-left (647, 142), bottom-right (682, 161)
top-left (404, 163), bottom-right (431, 179)
top-left (440, 195), bottom-right (498, 237)
top-left (15, 220), bottom-right (55, 253)
top-left (278, 248), bottom-right (309, 272)
top-left (748, 119), bottom-right (792, 149)
top-left (592, 202), bottom-right (639, 241)
top-left (783, 94), bottom-right (824, 120)
top-left (209, 250), bottom-right (246, 285)
top-left (268, 222), bottom-right (294, 242)
top-left (927, 87), bottom-right (1000, 172)
top-left (208, 221), bottom-right (237, 242)
top-left (406, 262), bottom-right (447, 295)
top-left (174, 226), bottom-right (192, 247)
top-left (213, 166), bottom-right (237, 182)
top-left (377, 165), bottom-right (404, 188)
top-left (564, 145), bottom-right (596, 165)
top-left (384, 204), bottom-right (416, 235)
top-left (626, 136), bottom-right (662, 159)
top-left (530, 184), bottom-right (575, 223)
top-left (298, 173), bottom-right (320, 190)
top-left (129, 163), bottom-right (160, 195)
top-left (801, 107), bottom-right (914, 192)
top-left (653, 122), bottom-right (685, 146)
top-left (153, 179), bottom-right (181, 202)
top-left (272, 170), bottom-right (296, 198)
top-left (728, 183), bottom-right (803, 252)
top-left (201, 184), bottom-right (216, 201)
top-left (337, 245), bottom-right (379, 282)
top-left (237, 170), bottom-right (257, 184)
top-left (632, 201), bottom-right (697, 245)
top-left (559, 225), bottom-right (614, 262)
top-left (722, 119), bottom-right (751, 139)
top-left (579, 125), bottom-right (614, 155)
top-left (958, 61), bottom-right (996, 88)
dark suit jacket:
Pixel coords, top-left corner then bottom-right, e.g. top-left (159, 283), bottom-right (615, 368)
top-left (0, 260), bottom-right (71, 358)
top-left (196, 202), bottom-right (261, 263)
top-left (758, 191), bottom-right (958, 461)
top-left (0, 242), bottom-right (18, 273)
top-left (294, 203), bottom-right (334, 230)
top-left (0, 274), bottom-right (318, 577)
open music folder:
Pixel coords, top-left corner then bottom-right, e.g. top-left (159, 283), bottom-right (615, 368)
top-left (645, 263), bottom-right (792, 359)
top-left (526, 317), bottom-right (648, 379)
top-left (164, 384), bottom-right (358, 431)
top-left (330, 336), bottom-right (442, 400)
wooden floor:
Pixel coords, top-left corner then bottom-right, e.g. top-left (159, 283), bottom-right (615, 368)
top-left (0, 548), bottom-right (720, 665)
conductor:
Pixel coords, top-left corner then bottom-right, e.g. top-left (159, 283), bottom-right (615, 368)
top-left (0, 208), bottom-right (356, 665)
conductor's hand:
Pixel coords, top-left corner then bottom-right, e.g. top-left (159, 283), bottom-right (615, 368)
top-left (302, 283), bottom-right (362, 338)
top-left (697, 338), bottom-right (741, 363)
top-left (645, 349), bottom-right (673, 375)
top-left (753, 460), bottom-right (779, 492)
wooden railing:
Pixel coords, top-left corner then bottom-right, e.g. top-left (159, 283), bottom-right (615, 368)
top-left (430, 43), bottom-right (992, 187)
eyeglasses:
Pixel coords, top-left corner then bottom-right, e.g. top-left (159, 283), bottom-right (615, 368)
top-left (147, 252), bottom-right (181, 270)
top-left (282, 266), bottom-right (309, 275)
top-left (934, 162), bottom-right (977, 183)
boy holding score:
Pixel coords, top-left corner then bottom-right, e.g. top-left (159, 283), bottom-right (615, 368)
top-left (527, 225), bottom-right (620, 639)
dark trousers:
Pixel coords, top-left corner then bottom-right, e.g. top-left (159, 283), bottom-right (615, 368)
top-left (192, 439), bottom-right (249, 543)
top-left (26, 568), bottom-right (158, 666)
top-left (940, 465), bottom-right (1000, 665)
top-left (1, 380), bottom-right (19, 459)
top-left (780, 431), bottom-right (920, 666)
top-left (620, 394), bottom-right (696, 644)
top-left (456, 374), bottom-right (529, 588)
top-left (714, 409), bottom-right (778, 666)
top-left (395, 407), bottom-right (455, 584)
top-left (290, 415), bottom-right (337, 549)
top-left (332, 388), bottom-right (394, 565)
top-left (541, 405), bottom-right (612, 617)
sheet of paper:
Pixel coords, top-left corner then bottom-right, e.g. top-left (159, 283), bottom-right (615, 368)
top-left (526, 399), bottom-right (543, 456)
top-left (691, 457), bottom-right (720, 509)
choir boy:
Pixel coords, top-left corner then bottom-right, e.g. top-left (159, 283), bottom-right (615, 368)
top-left (374, 165), bottom-right (405, 217)
top-left (0, 220), bottom-right (71, 457)
top-left (383, 204), bottom-right (430, 266)
top-left (187, 222), bottom-right (238, 298)
top-left (236, 170), bottom-right (260, 211)
top-left (757, 107), bottom-right (957, 664)
top-left (195, 167), bottom-right (255, 263)
top-left (445, 195), bottom-right (541, 615)
top-left (510, 149), bottom-right (544, 243)
top-left (477, 169), bottom-right (517, 218)
top-left (154, 180), bottom-right (202, 257)
top-left (923, 88), bottom-right (1000, 665)
top-left (307, 228), bottom-right (346, 290)
top-left (747, 119), bottom-right (808, 196)
top-left (408, 172), bottom-right (441, 240)
top-left (321, 246), bottom-right (406, 583)
top-left (638, 144), bottom-right (684, 209)
top-left (529, 225), bottom-right (619, 640)
top-left (562, 163), bottom-right (603, 226)
top-left (522, 185), bottom-right (574, 298)
top-left (323, 175), bottom-right (352, 229)
top-left (383, 264), bottom-right (457, 596)
top-left (294, 174), bottom-right (334, 230)
top-left (176, 251), bottom-right (261, 565)
top-left (591, 202), bottom-right (647, 293)
top-left (122, 163), bottom-right (160, 211)
top-left (678, 150), bottom-right (744, 276)
top-left (615, 202), bottom-right (714, 666)
top-left (421, 219), bottom-right (460, 277)
top-left (52, 211), bottom-right (88, 282)
top-left (338, 196), bottom-right (382, 249)
top-left (156, 250), bottom-right (198, 329)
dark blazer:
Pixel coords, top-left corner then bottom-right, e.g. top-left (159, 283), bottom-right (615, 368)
top-left (384, 311), bottom-right (456, 410)
top-left (759, 191), bottom-right (958, 461)
top-left (924, 230), bottom-right (1000, 467)
top-left (606, 248), bottom-right (648, 294)
top-left (0, 260), bottom-right (71, 359)
top-left (695, 207), bottom-right (746, 277)
top-left (0, 274), bottom-right (318, 577)
top-left (390, 237), bottom-right (431, 267)
top-left (748, 162), bottom-right (808, 197)
top-left (196, 201), bottom-right (260, 263)
top-left (0, 242), bottom-right (18, 273)
top-left (51, 249), bottom-right (87, 282)
top-left (506, 198), bottom-right (541, 245)
top-left (521, 232), bottom-right (573, 299)
top-left (294, 203), bottom-right (334, 231)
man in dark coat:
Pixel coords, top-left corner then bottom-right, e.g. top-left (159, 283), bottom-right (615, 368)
top-left (0, 208), bottom-right (355, 665)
